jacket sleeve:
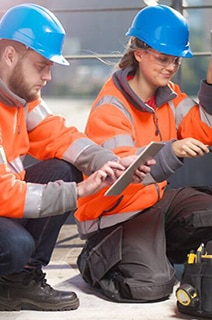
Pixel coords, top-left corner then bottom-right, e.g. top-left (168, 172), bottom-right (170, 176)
top-left (0, 145), bottom-right (78, 218)
top-left (198, 80), bottom-right (212, 114)
top-left (147, 140), bottom-right (184, 182)
top-left (27, 99), bottom-right (118, 176)
top-left (177, 81), bottom-right (212, 144)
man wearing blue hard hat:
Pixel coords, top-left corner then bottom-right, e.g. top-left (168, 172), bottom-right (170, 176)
top-left (76, 4), bottom-right (212, 304)
top-left (0, 3), bottom-right (155, 312)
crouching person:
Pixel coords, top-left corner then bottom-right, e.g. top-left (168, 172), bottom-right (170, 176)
top-left (76, 5), bottom-right (212, 303)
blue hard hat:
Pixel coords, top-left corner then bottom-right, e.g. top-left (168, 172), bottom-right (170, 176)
top-left (126, 5), bottom-right (193, 58)
top-left (0, 3), bottom-right (69, 65)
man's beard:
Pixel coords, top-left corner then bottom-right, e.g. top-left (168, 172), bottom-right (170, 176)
top-left (8, 61), bottom-right (40, 102)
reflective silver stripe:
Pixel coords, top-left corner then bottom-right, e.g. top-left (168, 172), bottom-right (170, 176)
top-left (0, 153), bottom-right (24, 173)
top-left (23, 183), bottom-right (44, 218)
top-left (94, 96), bottom-right (133, 124)
top-left (63, 138), bottom-right (96, 163)
top-left (24, 103), bottom-right (29, 124)
top-left (27, 100), bottom-right (52, 132)
top-left (172, 97), bottom-right (196, 129)
top-left (167, 100), bottom-right (175, 115)
top-left (199, 105), bottom-right (212, 127)
top-left (102, 134), bottom-right (135, 150)
top-left (94, 96), bottom-right (136, 149)
top-left (76, 210), bottom-right (140, 239)
top-left (0, 146), bottom-right (6, 164)
top-left (8, 156), bottom-right (24, 174)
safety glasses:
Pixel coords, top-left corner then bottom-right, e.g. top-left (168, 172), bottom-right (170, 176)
top-left (146, 49), bottom-right (183, 68)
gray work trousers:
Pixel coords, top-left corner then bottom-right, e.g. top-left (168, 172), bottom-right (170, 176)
top-left (77, 186), bottom-right (212, 302)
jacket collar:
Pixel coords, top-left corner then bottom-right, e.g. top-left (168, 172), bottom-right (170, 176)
top-left (112, 66), bottom-right (177, 112)
top-left (0, 78), bottom-right (27, 108)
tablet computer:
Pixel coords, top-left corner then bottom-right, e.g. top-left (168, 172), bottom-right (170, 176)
top-left (104, 141), bottom-right (165, 196)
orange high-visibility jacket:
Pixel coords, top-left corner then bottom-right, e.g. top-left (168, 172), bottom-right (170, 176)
top-left (75, 66), bottom-right (212, 239)
top-left (0, 81), bottom-right (117, 219)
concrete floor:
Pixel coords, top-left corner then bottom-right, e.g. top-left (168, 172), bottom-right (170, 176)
top-left (0, 224), bottom-right (195, 320)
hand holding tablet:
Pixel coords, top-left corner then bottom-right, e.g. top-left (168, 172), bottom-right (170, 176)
top-left (104, 141), bottom-right (165, 196)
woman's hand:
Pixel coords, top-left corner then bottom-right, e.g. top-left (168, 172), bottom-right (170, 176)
top-left (132, 159), bottom-right (156, 183)
top-left (119, 155), bottom-right (156, 183)
top-left (172, 138), bottom-right (210, 158)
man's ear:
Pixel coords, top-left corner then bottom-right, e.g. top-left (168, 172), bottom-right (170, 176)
top-left (3, 46), bottom-right (17, 66)
top-left (134, 50), bottom-right (144, 63)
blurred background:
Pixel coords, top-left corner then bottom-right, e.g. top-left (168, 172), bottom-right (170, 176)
top-left (1, 0), bottom-right (212, 187)
top-left (1, 0), bottom-right (211, 98)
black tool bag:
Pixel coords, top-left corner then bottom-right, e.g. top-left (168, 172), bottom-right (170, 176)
top-left (176, 241), bottom-right (212, 319)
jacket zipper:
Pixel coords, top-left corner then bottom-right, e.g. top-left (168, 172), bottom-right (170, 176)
top-left (153, 112), bottom-right (162, 140)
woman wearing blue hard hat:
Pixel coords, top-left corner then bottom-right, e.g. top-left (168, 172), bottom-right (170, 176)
top-left (76, 5), bottom-right (212, 304)
top-left (125, 4), bottom-right (193, 57)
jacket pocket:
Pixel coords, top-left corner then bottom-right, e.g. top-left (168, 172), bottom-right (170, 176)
top-left (192, 209), bottom-right (212, 227)
top-left (179, 209), bottom-right (212, 228)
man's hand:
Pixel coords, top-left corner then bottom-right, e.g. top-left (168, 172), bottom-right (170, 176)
top-left (77, 160), bottom-right (125, 198)
top-left (172, 138), bottom-right (210, 158)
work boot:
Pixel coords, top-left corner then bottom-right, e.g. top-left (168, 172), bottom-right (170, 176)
top-left (0, 267), bottom-right (79, 311)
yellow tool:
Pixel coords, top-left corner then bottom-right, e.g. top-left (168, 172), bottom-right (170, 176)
top-left (176, 283), bottom-right (199, 307)
top-left (187, 243), bottom-right (209, 264)
top-left (187, 250), bottom-right (195, 264)
top-left (196, 243), bottom-right (204, 263)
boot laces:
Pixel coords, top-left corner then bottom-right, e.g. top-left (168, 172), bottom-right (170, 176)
top-left (23, 267), bottom-right (53, 292)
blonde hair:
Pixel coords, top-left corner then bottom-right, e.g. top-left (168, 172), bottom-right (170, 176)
top-left (118, 37), bottom-right (150, 70)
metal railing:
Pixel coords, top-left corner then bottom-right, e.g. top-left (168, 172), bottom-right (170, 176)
top-left (62, 0), bottom-right (212, 62)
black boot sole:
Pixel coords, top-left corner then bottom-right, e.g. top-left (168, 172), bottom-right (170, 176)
top-left (0, 296), bottom-right (80, 311)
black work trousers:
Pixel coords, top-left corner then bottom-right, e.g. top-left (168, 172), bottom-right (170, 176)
top-left (77, 186), bottom-right (212, 302)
